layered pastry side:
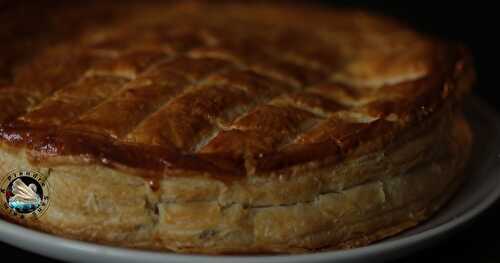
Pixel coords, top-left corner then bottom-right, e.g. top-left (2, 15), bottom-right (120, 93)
top-left (0, 2), bottom-right (475, 253)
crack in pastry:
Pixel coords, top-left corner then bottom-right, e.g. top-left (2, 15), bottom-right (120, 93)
top-left (0, 1), bottom-right (475, 254)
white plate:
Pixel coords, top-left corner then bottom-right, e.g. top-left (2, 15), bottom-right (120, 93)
top-left (1, 97), bottom-right (500, 263)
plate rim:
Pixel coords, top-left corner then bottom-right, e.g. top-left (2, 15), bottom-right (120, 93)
top-left (1, 97), bottom-right (500, 263)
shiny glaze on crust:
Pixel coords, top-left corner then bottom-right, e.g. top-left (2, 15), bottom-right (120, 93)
top-left (0, 1), bottom-right (474, 179)
top-left (0, 121), bottom-right (245, 177)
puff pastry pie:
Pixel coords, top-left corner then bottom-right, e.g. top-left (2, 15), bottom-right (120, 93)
top-left (0, 1), bottom-right (475, 253)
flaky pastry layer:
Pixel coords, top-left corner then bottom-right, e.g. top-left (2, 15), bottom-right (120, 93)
top-left (0, 107), bottom-right (471, 253)
top-left (0, 1), bottom-right (474, 254)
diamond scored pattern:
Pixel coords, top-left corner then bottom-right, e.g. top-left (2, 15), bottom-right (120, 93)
top-left (0, 10), bottom-right (441, 173)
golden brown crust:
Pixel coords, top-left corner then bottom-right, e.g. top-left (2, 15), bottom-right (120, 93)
top-left (0, 1), bottom-right (474, 254)
top-left (0, 1), bottom-right (474, 179)
top-left (0, 109), bottom-right (472, 253)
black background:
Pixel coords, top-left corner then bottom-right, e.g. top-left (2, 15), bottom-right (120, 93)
top-left (1, 1), bottom-right (499, 262)
top-left (321, 1), bottom-right (496, 109)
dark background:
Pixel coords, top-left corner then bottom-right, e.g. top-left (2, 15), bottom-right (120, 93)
top-left (322, 1), bottom-right (496, 109)
top-left (322, 2), bottom-right (500, 262)
top-left (1, 1), bottom-right (498, 262)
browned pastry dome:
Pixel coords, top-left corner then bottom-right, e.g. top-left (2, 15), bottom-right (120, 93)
top-left (0, 1), bottom-right (474, 254)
